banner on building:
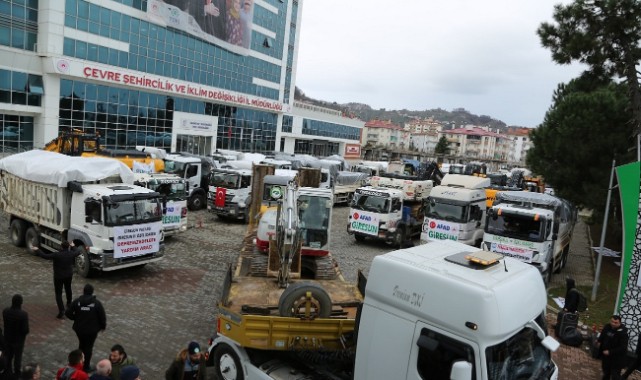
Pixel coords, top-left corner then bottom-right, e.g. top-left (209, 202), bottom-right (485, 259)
top-left (344, 144), bottom-right (361, 158)
top-left (148, 0), bottom-right (254, 55)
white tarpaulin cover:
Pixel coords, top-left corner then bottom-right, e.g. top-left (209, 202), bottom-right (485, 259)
top-left (0, 150), bottom-right (135, 187)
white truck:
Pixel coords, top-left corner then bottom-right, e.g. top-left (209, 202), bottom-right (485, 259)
top-left (163, 153), bottom-right (216, 210)
top-left (207, 240), bottom-right (560, 379)
top-left (0, 150), bottom-right (165, 277)
top-left (207, 167), bottom-right (253, 222)
top-left (421, 174), bottom-right (490, 247)
top-left (482, 191), bottom-right (576, 285)
top-left (133, 172), bottom-right (188, 236)
top-left (332, 171), bottom-right (369, 205)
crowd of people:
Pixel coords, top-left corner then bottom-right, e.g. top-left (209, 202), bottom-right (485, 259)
top-left (0, 240), bottom-right (207, 380)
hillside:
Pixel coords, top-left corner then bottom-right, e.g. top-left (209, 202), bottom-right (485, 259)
top-left (294, 86), bottom-right (513, 132)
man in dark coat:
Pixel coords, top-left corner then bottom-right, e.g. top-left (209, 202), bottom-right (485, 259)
top-left (165, 341), bottom-right (206, 380)
top-left (597, 314), bottom-right (629, 380)
top-left (32, 241), bottom-right (81, 318)
top-left (66, 284), bottom-right (107, 374)
top-left (622, 336), bottom-right (641, 379)
top-left (2, 294), bottom-right (29, 379)
top-left (563, 277), bottom-right (580, 313)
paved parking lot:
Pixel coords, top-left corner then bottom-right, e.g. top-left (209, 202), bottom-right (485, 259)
top-left (0, 206), bottom-right (634, 379)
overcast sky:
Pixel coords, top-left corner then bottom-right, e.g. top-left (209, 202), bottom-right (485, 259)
top-left (295, 1), bottom-right (586, 128)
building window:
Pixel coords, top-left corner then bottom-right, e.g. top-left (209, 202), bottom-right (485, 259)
top-left (0, 114), bottom-right (34, 155)
top-left (0, 69), bottom-right (43, 106)
top-left (0, 0), bottom-right (38, 51)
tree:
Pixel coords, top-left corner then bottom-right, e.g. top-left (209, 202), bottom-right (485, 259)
top-left (434, 136), bottom-right (449, 155)
top-left (526, 76), bottom-right (634, 213)
top-left (538, 0), bottom-right (641, 139)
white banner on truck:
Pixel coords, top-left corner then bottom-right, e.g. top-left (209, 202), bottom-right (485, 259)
top-left (113, 222), bottom-right (162, 258)
top-left (162, 201), bottom-right (182, 228)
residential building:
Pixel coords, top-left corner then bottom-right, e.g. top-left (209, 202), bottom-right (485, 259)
top-left (361, 119), bottom-right (410, 150)
top-left (441, 125), bottom-right (504, 160)
top-left (505, 127), bottom-right (533, 165)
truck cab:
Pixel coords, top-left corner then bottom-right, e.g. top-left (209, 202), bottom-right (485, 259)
top-left (133, 172), bottom-right (188, 236)
top-left (482, 191), bottom-right (575, 285)
top-left (207, 168), bottom-right (252, 222)
top-left (348, 187), bottom-right (411, 246)
top-left (164, 153), bottom-right (215, 210)
top-left (421, 174), bottom-right (490, 246)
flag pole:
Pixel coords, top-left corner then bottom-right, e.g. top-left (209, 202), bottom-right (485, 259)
top-left (591, 159), bottom-right (616, 302)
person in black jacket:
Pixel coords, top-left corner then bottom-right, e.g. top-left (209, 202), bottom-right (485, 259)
top-left (564, 277), bottom-right (580, 313)
top-left (0, 327), bottom-right (8, 380)
top-left (31, 241), bottom-right (81, 319)
top-left (622, 336), bottom-right (641, 379)
top-left (66, 284), bottom-right (107, 373)
top-left (2, 294), bottom-right (29, 379)
top-left (597, 314), bottom-right (629, 380)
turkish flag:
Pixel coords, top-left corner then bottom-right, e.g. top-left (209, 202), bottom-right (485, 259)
top-left (215, 187), bottom-right (226, 207)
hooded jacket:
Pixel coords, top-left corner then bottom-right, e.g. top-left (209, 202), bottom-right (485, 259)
top-left (2, 295), bottom-right (29, 344)
top-left (110, 354), bottom-right (136, 380)
top-left (165, 348), bottom-right (206, 380)
top-left (65, 294), bottom-right (106, 335)
top-left (36, 247), bottom-right (82, 279)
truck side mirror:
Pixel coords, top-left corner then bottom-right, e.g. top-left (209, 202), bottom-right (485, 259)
top-left (450, 360), bottom-right (473, 380)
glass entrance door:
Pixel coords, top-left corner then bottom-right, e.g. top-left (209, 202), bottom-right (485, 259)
top-left (176, 134), bottom-right (212, 156)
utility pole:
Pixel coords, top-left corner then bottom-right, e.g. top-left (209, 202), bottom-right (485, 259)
top-left (591, 159), bottom-right (616, 302)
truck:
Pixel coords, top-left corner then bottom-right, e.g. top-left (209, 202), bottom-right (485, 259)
top-left (331, 171), bottom-right (369, 205)
top-left (133, 172), bottom-right (188, 236)
top-left (207, 167), bottom-right (253, 222)
top-left (421, 174), bottom-right (490, 247)
top-left (482, 191), bottom-right (577, 285)
top-left (163, 153), bottom-right (216, 210)
top-left (207, 240), bottom-right (560, 380)
top-left (0, 150), bottom-right (165, 277)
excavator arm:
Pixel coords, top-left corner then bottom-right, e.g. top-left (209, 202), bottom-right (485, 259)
top-left (43, 129), bottom-right (100, 156)
top-left (275, 181), bottom-right (301, 288)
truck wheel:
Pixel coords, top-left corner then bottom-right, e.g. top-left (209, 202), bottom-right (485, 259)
top-left (544, 259), bottom-right (553, 287)
top-left (214, 343), bottom-right (244, 380)
top-left (278, 282), bottom-right (332, 319)
top-left (189, 193), bottom-right (205, 211)
top-left (9, 219), bottom-right (27, 247)
top-left (24, 227), bottom-right (40, 254)
top-left (560, 246), bottom-right (570, 269)
top-left (354, 234), bottom-right (365, 242)
top-left (393, 227), bottom-right (405, 248)
top-left (75, 246), bottom-right (93, 278)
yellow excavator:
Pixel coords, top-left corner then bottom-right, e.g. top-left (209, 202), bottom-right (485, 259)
top-left (44, 129), bottom-right (165, 172)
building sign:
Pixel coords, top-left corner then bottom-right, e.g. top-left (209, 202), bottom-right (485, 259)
top-left (148, 0), bottom-right (254, 55)
top-left (113, 222), bottom-right (162, 258)
top-left (48, 58), bottom-right (289, 113)
top-left (422, 219), bottom-right (459, 241)
top-left (345, 143), bottom-right (361, 158)
top-left (179, 119), bottom-right (215, 132)
top-left (350, 210), bottom-right (379, 236)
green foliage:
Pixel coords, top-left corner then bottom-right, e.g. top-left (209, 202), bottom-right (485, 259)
top-left (526, 77), bottom-right (635, 212)
top-left (434, 136), bottom-right (450, 154)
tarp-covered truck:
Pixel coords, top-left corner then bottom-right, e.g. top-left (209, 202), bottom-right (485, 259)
top-left (0, 150), bottom-right (165, 277)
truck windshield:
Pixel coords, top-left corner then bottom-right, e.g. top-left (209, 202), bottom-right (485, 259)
top-left (425, 199), bottom-right (468, 223)
top-left (351, 193), bottom-right (390, 213)
top-left (210, 172), bottom-right (241, 189)
top-left (164, 160), bottom-right (186, 175)
top-left (485, 213), bottom-right (545, 242)
top-left (485, 327), bottom-right (555, 380)
top-left (148, 181), bottom-right (187, 201)
top-left (104, 198), bottom-right (163, 226)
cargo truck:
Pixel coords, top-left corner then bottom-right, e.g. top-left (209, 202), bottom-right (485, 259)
top-left (133, 172), bottom-right (188, 236)
top-left (207, 240), bottom-right (560, 380)
top-left (482, 191), bottom-right (576, 285)
top-left (164, 153), bottom-right (216, 210)
top-left (0, 150), bottom-right (165, 277)
top-left (421, 174), bottom-right (490, 247)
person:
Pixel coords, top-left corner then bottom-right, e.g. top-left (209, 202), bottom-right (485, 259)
top-left (622, 337), bottom-right (641, 379)
top-left (20, 363), bottom-right (40, 380)
top-left (56, 349), bottom-right (88, 380)
top-left (120, 365), bottom-right (141, 380)
top-left (563, 277), bottom-right (580, 313)
top-left (110, 344), bottom-right (136, 380)
top-left (225, 0), bottom-right (243, 46)
top-left (31, 241), bottom-right (82, 319)
top-left (88, 359), bottom-right (111, 380)
top-left (239, 0), bottom-right (253, 48)
top-left (66, 284), bottom-right (107, 374)
top-left (596, 315), bottom-right (629, 380)
top-left (3, 294), bottom-right (29, 379)
top-left (165, 341), bottom-right (206, 380)
top-left (0, 327), bottom-right (8, 380)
